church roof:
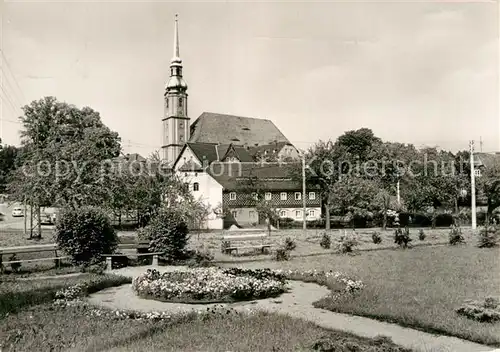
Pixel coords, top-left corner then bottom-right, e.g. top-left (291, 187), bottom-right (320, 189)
top-left (189, 112), bottom-right (290, 146)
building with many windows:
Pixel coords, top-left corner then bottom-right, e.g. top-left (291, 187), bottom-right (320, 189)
top-left (162, 16), bottom-right (320, 229)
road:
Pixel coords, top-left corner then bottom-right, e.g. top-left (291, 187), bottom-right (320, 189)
top-left (0, 203), bottom-right (55, 230)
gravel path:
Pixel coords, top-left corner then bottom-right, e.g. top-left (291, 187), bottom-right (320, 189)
top-left (88, 266), bottom-right (496, 352)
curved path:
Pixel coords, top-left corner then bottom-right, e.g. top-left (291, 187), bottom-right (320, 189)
top-left (88, 266), bottom-right (496, 352)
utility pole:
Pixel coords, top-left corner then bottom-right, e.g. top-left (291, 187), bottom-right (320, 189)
top-left (302, 154), bottom-right (307, 231)
top-left (396, 179), bottom-right (400, 205)
top-left (480, 136), bottom-right (483, 152)
top-left (470, 140), bottom-right (476, 230)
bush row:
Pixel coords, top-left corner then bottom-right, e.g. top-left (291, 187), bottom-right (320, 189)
top-left (277, 212), bottom-right (496, 229)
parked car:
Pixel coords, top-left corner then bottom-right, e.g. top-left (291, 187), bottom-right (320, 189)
top-left (12, 207), bottom-right (24, 217)
top-left (40, 213), bottom-right (53, 225)
top-left (0, 212), bottom-right (4, 221)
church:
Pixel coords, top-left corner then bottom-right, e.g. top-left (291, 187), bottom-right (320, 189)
top-left (162, 16), bottom-right (321, 229)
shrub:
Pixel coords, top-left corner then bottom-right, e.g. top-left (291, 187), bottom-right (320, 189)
top-left (371, 231), bottom-right (382, 244)
top-left (320, 233), bottom-right (331, 249)
top-left (418, 229), bottom-right (426, 241)
top-left (449, 225), bottom-right (465, 245)
top-left (274, 248), bottom-right (290, 261)
top-left (311, 332), bottom-right (412, 352)
top-left (339, 232), bottom-right (358, 253)
top-left (394, 227), bottom-right (411, 248)
top-left (284, 237), bottom-right (296, 251)
top-left (477, 226), bottom-right (498, 248)
top-left (55, 207), bottom-right (117, 266)
top-left (221, 240), bottom-right (231, 254)
top-left (456, 296), bottom-right (500, 323)
top-left (138, 208), bottom-right (189, 263)
top-left (186, 249), bottom-right (214, 267)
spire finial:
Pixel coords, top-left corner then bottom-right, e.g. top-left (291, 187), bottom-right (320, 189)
top-left (173, 13), bottom-right (180, 60)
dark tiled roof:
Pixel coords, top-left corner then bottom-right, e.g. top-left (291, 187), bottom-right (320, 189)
top-left (248, 142), bottom-right (291, 157)
top-left (186, 142), bottom-right (219, 164)
top-left (122, 153), bottom-right (147, 162)
top-left (189, 112), bottom-right (290, 146)
top-left (220, 144), bottom-right (254, 162)
top-left (474, 153), bottom-right (500, 168)
top-left (207, 162), bottom-right (310, 191)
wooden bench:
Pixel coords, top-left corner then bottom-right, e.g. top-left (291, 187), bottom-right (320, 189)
top-left (0, 242), bottom-right (151, 272)
top-left (0, 244), bottom-right (68, 273)
top-left (101, 252), bottom-right (164, 271)
top-left (221, 233), bottom-right (271, 255)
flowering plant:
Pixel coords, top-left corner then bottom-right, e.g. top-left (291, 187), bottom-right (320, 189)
top-left (132, 268), bottom-right (289, 303)
top-left (274, 269), bottom-right (364, 295)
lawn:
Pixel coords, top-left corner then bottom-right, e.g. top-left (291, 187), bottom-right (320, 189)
top-left (225, 245), bottom-right (500, 346)
top-left (191, 227), bottom-right (478, 261)
top-left (0, 274), bottom-right (412, 352)
top-left (0, 304), bottom-right (412, 352)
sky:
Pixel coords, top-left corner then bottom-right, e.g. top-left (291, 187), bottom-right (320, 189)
top-left (0, 0), bottom-right (499, 156)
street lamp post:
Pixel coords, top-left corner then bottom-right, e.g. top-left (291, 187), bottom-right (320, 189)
top-left (302, 154), bottom-right (307, 231)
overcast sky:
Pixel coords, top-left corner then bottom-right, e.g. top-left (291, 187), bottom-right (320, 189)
top-left (0, 0), bottom-right (498, 156)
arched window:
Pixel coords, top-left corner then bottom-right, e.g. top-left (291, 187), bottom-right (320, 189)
top-left (193, 182), bottom-right (199, 191)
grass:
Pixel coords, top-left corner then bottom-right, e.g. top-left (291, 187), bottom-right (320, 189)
top-left (225, 245), bottom-right (500, 346)
top-left (193, 227), bottom-right (478, 261)
top-left (0, 304), bottom-right (412, 352)
top-left (0, 273), bottom-right (131, 316)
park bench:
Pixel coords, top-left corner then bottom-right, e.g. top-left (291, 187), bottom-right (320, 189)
top-left (102, 241), bottom-right (163, 270)
top-left (0, 243), bottom-right (68, 273)
top-left (221, 233), bottom-right (271, 255)
top-left (0, 242), bottom-right (158, 272)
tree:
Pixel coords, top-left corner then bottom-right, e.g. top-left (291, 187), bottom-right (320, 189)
top-left (476, 157), bottom-right (500, 222)
top-left (329, 176), bottom-right (379, 227)
top-left (8, 97), bottom-right (121, 209)
top-left (335, 128), bottom-right (382, 164)
top-left (0, 140), bottom-right (20, 194)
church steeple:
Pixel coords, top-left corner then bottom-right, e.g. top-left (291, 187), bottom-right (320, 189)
top-left (162, 14), bottom-right (189, 165)
top-left (166, 14), bottom-right (187, 92)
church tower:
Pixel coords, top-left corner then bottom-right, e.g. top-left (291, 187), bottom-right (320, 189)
top-left (162, 14), bottom-right (189, 165)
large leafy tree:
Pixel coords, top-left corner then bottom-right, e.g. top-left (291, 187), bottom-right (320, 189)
top-left (0, 140), bottom-right (20, 194)
top-left (476, 156), bottom-right (500, 221)
top-left (329, 176), bottom-right (379, 227)
top-left (8, 97), bottom-right (121, 209)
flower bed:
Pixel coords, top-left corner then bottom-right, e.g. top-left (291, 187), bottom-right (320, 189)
top-left (276, 269), bottom-right (364, 294)
top-left (132, 268), bottom-right (289, 303)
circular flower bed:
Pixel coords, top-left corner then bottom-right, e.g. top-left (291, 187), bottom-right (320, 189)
top-left (132, 268), bottom-right (289, 303)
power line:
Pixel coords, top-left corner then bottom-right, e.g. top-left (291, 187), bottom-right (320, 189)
top-left (0, 49), bottom-right (26, 104)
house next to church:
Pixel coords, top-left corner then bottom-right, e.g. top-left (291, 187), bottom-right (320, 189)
top-left (160, 15), bottom-right (321, 229)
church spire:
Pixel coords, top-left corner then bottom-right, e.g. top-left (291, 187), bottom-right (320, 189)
top-left (166, 14), bottom-right (187, 91)
top-left (172, 14), bottom-right (181, 64)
